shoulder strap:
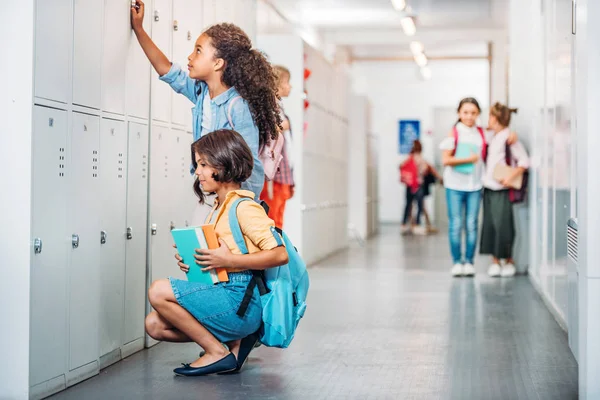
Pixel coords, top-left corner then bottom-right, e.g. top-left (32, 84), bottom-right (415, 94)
top-left (477, 127), bottom-right (487, 161)
top-left (228, 197), bottom-right (251, 254)
top-left (226, 96), bottom-right (242, 129)
top-left (505, 141), bottom-right (512, 166)
top-left (452, 126), bottom-right (458, 156)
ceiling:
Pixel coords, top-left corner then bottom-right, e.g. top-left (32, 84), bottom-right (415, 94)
top-left (264, 0), bottom-right (509, 59)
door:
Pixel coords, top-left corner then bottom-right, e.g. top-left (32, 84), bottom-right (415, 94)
top-left (73, 0), bottom-right (103, 109)
top-left (98, 118), bottom-right (128, 366)
top-left (69, 112), bottom-right (101, 371)
top-left (34, 0), bottom-right (71, 103)
top-left (126, 0), bottom-right (152, 119)
top-left (151, 0), bottom-right (173, 123)
top-left (149, 125), bottom-right (176, 283)
top-left (123, 122), bottom-right (149, 350)
top-left (172, 129), bottom-right (196, 228)
top-left (30, 106), bottom-right (69, 387)
top-left (172, 0), bottom-right (201, 128)
top-left (102, 0), bottom-right (129, 114)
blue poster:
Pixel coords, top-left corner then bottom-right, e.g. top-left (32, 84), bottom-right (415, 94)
top-left (398, 120), bottom-right (420, 154)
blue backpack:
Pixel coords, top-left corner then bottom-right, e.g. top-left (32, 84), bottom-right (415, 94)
top-left (228, 198), bottom-right (310, 348)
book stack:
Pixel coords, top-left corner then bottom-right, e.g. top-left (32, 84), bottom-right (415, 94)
top-left (171, 225), bottom-right (229, 284)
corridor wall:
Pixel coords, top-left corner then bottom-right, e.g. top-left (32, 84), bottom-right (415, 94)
top-left (29, 1), bottom-right (257, 398)
top-left (257, 34), bottom-right (352, 265)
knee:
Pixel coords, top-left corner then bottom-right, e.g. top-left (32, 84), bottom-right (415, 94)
top-left (148, 279), bottom-right (169, 307)
top-left (145, 313), bottom-right (161, 339)
top-left (448, 217), bottom-right (461, 233)
top-left (466, 216), bottom-right (478, 231)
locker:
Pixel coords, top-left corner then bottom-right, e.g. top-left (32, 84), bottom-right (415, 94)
top-left (73, 0), bottom-right (103, 109)
top-left (149, 125), bottom-right (177, 282)
top-left (30, 106), bottom-right (69, 387)
top-left (126, 2), bottom-right (151, 119)
top-left (172, 0), bottom-right (201, 128)
top-left (202, 0), bottom-right (217, 28)
top-left (215, 0), bottom-right (233, 22)
top-left (102, 0), bottom-right (130, 114)
top-left (123, 122), bottom-right (149, 349)
top-left (172, 129), bottom-right (195, 227)
top-left (151, 0), bottom-right (173, 123)
top-left (98, 118), bottom-right (128, 366)
top-left (69, 112), bottom-right (101, 371)
top-left (34, 0), bottom-right (71, 103)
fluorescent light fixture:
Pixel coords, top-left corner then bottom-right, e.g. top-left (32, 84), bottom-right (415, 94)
top-left (420, 66), bottom-right (432, 80)
top-left (391, 0), bottom-right (406, 11)
top-left (400, 16), bottom-right (416, 36)
top-left (410, 41), bottom-right (424, 55)
top-left (414, 53), bottom-right (428, 67)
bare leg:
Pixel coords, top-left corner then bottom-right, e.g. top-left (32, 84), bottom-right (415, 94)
top-left (145, 310), bottom-right (193, 342)
top-left (493, 257), bottom-right (501, 265)
top-left (148, 279), bottom-right (229, 368)
top-left (226, 339), bottom-right (242, 358)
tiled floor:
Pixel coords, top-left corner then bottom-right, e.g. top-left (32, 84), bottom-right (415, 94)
top-left (49, 225), bottom-right (578, 400)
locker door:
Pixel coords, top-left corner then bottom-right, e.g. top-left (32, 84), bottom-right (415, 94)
top-left (98, 118), bottom-right (128, 367)
top-left (123, 122), bottom-right (149, 351)
top-left (151, 0), bottom-right (173, 123)
top-left (126, 2), bottom-right (151, 119)
top-left (202, 0), bottom-right (217, 28)
top-left (35, 0), bottom-right (71, 103)
top-left (73, 0), bottom-right (103, 109)
top-left (69, 112), bottom-right (101, 372)
top-left (172, 0), bottom-right (200, 128)
top-left (149, 125), bottom-right (176, 282)
top-left (172, 129), bottom-right (195, 227)
top-left (102, 0), bottom-right (129, 114)
top-left (30, 106), bottom-right (69, 387)
top-left (215, 0), bottom-right (234, 22)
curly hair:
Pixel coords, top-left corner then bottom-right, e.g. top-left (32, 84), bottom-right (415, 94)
top-left (190, 129), bottom-right (254, 204)
top-left (204, 23), bottom-right (282, 148)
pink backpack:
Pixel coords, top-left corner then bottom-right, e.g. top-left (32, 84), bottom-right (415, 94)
top-left (227, 96), bottom-right (284, 181)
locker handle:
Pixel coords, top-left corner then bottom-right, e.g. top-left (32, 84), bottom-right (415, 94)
top-left (72, 234), bottom-right (80, 249)
top-left (34, 238), bottom-right (43, 254)
top-left (170, 221), bottom-right (175, 231)
top-left (100, 230), bottom-right (107, 245)
top-left (127, 227), bottom-right (133, 240)
top-left (173, 19), bottom-right (179, 31)
top-left (151, 224), bottom-right (157, 236)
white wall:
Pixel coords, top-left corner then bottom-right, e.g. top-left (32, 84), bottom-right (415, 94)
top-left (348, 95), bottom-right (369, 239)
top-left (352, 60), bottom-right (489, 223)
top-left (0, 1), bottom-right (33, 398)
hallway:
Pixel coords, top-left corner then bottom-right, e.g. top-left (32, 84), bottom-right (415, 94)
top-left (49, 226), bottom-right (577, 400)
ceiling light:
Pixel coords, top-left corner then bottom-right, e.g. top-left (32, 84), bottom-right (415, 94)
top-left (400, 16), bottom-right (416, 36)
top-left (410, 41), bottom-right (424, 55)
top-left (391, 0), bottom-right (406, 11)
top-left (420, 67), bottom-right (432, 80)
top-left (414, 53), bottom-right (428, 67)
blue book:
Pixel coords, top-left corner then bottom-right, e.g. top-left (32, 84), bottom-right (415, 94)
top-left (453, 142), bottom-right (478, 174)
top-left (171, 227), bottom-right (218, 285)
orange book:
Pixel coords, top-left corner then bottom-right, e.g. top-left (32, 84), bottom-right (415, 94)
top-left (202, 224), bottom-right (229, 282)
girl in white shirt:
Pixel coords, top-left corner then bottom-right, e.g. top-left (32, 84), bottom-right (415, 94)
top-left (480, 103), bottom-right (529, 277)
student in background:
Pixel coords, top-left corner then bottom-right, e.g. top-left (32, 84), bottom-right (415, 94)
top-left (131, 1), bottom-right (281, 220)
top-left (145, 130), bottom-right (288, 376)
top-left (261, 65), bottom-right (294, 228)
top-left (480, 103), bottom-right (529, 277)
top-left (400, 140), bottom-right (429, 235)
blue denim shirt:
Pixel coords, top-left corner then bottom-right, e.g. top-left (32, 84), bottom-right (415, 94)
top-left (159, 63), bottom-right (264, 198)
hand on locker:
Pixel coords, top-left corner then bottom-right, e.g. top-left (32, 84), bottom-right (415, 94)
top-left (173, 244), bottom-right (190, 273)
top-left (130, 0), bottom-right (144, 32)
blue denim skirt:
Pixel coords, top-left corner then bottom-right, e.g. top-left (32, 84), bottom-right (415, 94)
top-left (169, 272), bottom-right (262, 343)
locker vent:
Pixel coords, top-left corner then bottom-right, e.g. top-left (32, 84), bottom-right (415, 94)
top-left (59, 147), bottom-right (66, 177)
top-left (567, 224), bottom-right (578, 263)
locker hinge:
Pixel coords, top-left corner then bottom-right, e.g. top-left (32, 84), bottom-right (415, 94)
top-left (100, 230), bottom-right (107, 245)
top-left (72, 234), bottom-right (80, 249)
top-left (151, 224), bottom-right (157, 235)
top-left (34, 238), bottom-right (43, 254)
top-left (127, 227), bottom-right (133, 240)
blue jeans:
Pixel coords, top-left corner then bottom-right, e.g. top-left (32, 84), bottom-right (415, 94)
top-left (446, 189), bottom-right (482, 264)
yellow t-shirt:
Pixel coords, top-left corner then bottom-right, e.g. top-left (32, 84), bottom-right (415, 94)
top-left (206, 190), bottom-right (279, 272)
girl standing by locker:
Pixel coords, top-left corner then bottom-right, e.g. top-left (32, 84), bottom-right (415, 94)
top-left (131, 1), bottom-right (281, 217)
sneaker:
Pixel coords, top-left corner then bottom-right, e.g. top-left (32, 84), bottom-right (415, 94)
top-left (451, 264), bottom-right (463, 277)
top-left (463, 263), bottom-right (476, 277)
top-left (501, 263), bottom-right (516, 277)
top-left (400, 225), bottom-right (411, 235)
top-left (488, 263), bottom-right (501, 277)
top-left (413, 226), bottom-right (428, 236)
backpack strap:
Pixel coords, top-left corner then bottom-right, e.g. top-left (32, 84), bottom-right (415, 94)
top-left (505, 140), bottom-right (512, 166)
top-left (451, 126), bottom-right (458, 156)
top-left (477, 126), bottom-right (487, 161)
top-left (228, 197), bottom-right (270, 317)
top-left (226, 96), bottom-right (242, 129)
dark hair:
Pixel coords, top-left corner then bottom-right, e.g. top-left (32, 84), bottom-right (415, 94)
top-left (410, 140), bottom-right (422, 154)
top-left (490, 102), bottom-right (518, 127)
top-left (190, 129), bottom-right (254, 204)
top-left (203, 23), bottom-right (282, 149)
top-left (456, 97), bottom-right (481, 125)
